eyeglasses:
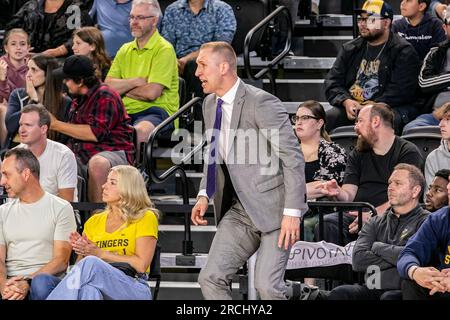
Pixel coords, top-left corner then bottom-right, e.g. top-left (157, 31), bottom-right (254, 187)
top-left (291, 115), bottom-right (319, 123)
top-left (356, 16), bottom-right (386, 24)
top-left (129, 15), bottom-right (156, 21)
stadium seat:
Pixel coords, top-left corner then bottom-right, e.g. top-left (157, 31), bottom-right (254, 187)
top-left (330, 131), bottom-right (358, 155)
top-left (224, 0), bottom-right (270, 55)
top-left (401, 131), bottom-right (441, 162)
top-left (402, 125), bottom-right (441, 136)
top-left (330, 125), bottom-right (355, 135)
top-left (149, 243), bottom-right (162, 300)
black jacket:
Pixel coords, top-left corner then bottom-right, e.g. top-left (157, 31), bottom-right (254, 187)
top-left (417, 40), bottom-right (450, 112)
top-left (352, 205), bottom-right (429, 290)
top-left (418, 40), bottom-right (450, 94)
top-left (6, 0), bottom-right (93, 54)
top-left (325, 32), bottom-right (420, 110)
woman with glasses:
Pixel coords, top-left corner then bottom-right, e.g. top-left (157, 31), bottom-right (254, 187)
top-left (293, 100), bottom-right (347, 241)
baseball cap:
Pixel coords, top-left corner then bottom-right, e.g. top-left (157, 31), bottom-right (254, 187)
top-left (53, 55), bottom-right (96, 79)
top-left (355, 0), bottom-right (394, 20)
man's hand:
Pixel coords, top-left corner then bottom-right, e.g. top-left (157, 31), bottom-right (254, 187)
top-left (314, 179), bottom-right (340, 197)
top-left (191, 197), bottom-right (209, 226)
top-left (412, 267), bottom-right (446, 291)
top-left (2, 276), bottom-right (30, 300)
top-left (133, 77), bottom-right (148, 88)
top-left (343, 99), bottom-right (361, 121)
top-left (348, 211), bottom-right (371, 234)
top-left (278, 216), bottom-right (300, 250)
top-left (429, 268), bottom-right (450, 295)
top-left (0, 59), bottom-right (8, 82)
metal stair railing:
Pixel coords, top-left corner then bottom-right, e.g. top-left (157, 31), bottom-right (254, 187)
top-left (144, 97), bottom-right (204, 266)
top-left (243, 5), bottom-right (293, 95)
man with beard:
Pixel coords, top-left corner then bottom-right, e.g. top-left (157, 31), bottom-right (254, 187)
top-left (324, 0), bottom-right (420, 133)
top-left (106, 0), bottom-right (179, 154)
top-left (315, 103), bottom-right (424, 245)
top-left (328, 164), bottom-right (429, 300)
top-left (424, 169), bottom-right (450, 212)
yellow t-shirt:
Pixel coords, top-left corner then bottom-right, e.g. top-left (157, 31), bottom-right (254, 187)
top-left (84, 210), bottom-right (158, 273)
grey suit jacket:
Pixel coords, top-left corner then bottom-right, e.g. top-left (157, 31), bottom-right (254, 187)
top-left (199, 80), bottom-right (308, 233)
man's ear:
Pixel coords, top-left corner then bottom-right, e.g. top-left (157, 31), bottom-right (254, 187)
top-left (22, 168), bottom-right (31, 181)
top-left (220, 62), bottom-right (229, 75)
top-left (418, 2), bottom-right (427, 13)
top-left (413, 185), bottom-right (422, 199)
top-left (372, 115), bottom-right (381, 128)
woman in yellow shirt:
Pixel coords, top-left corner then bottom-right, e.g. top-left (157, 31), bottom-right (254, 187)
top-left (38, 165), bottom-right (158, 300)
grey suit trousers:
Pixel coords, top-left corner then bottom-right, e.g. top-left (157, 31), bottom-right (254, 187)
top-left (198, 199), bottom-right (290, 300)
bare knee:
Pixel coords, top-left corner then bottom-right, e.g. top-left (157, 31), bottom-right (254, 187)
top-left (134, 121), bottom-right (155, 144)
top-left (88, 155), bottom-right (111, 180)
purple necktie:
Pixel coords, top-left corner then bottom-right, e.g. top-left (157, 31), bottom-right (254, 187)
top-left (206, 98), bottom-right (224, 199)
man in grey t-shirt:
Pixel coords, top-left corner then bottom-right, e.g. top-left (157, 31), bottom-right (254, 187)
top-left (0, 148), bottom-right (76, 300)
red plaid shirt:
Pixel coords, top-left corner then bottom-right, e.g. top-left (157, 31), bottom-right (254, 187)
top-left (67, 84), bottom-right (134, 165)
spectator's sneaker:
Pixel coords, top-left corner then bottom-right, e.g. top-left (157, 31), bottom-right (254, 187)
top-left (285, 280), bottom-right (322, 300)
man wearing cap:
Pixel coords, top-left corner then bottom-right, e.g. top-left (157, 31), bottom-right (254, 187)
top-left (51, 55), bottom-right (134, 203)
top-left (402, 9), bottom-right (450, 133)
top-left (325, 0), bottom-right (421, 133)
top-left (105, 0), bottom-right (179, 153)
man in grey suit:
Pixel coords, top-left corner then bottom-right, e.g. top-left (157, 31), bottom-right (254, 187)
top-left (191, 41), bottom-right (308, 300)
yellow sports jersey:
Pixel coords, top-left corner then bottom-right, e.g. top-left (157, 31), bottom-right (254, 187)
top-left (84, 210), bottom-right (158, 273)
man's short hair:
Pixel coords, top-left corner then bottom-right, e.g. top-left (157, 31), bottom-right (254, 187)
top-left (434, 169), bottom-right (450, 182)
top-left (4, 148), bottom-right (40, 179)
top-left (369, 102), bottom-right (395, 129)
top-left (394, 163), bottom-right (425, 190)
top-left (419, 0), bottom-right (430, 12)
top-left (132, 0), bottom-right (162, 17)
top-left (21, 104), bottom-right (51, 128)
top-left (200, 41), bottom-right (237, 70)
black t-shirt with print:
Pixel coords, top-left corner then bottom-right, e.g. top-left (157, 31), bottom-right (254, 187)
top-left (349, 42), bottom-right (386, 103)
top-left (343, 136), bottom-right (424, 207)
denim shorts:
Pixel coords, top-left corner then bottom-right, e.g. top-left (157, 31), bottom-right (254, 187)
top-left (129, 106), bottom-right (173, 129)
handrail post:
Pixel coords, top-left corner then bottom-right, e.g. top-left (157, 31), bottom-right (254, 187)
top-left (144, 97), bottom-right (202, 265)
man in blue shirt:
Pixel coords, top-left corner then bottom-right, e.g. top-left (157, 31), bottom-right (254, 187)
top-left (90, 0), bottom-right (133, 58)
top-left (160, 0), bottom-right (236, 99)
top-left (397, 176), bottom-right (450, 300)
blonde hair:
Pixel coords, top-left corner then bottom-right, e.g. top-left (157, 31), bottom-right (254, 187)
top-left (3, 28), bottom-right (29, 47)
top-left (435, 102), bottom-right (450, 120)
top-left (200, 41), bottom-right (237, 71)
top-left (106, 165), bottom-right (159, 224)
